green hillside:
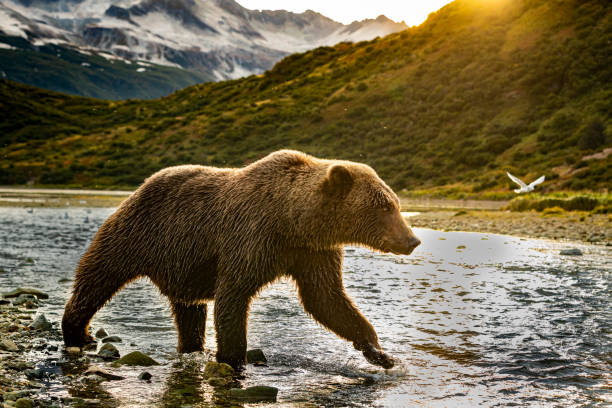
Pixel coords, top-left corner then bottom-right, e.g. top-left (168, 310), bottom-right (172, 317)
top-left (1, 0), bottom-right (610, 196)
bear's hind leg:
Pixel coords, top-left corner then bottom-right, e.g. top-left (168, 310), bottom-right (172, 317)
top-left (171, 301), bottom-right (207, 353)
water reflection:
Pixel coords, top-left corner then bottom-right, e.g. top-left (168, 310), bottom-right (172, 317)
top-left (0, 207), bottom-right (610, 407)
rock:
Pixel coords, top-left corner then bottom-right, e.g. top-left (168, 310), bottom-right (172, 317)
top-left (24, 300), bottom-right (38, 309)
top-left (101, 336), bottom-right (122, 343)
top-left (98, 343), bottom-right (120, 359)
top-left (83, 342), bottom-right (97, 351)
top-left (0, 299), bottom-right (10, 305)
top-left (138, 371), bottom-right (152, 381)
top-left (246, 349), bottom-right (267, 364)
top-left (29, 314), bottom-right (52, 331)
top-left (15, 398), bottom-right (34, 408)
top-left (203, 361), bottom-right (234, 379)
top-left (47, 344), bottom-right (59, 351)
top-left (560, 248), bottom-right (582, 256)
top-left (65, 346), bottom-right (81, 354)
top-left (12, 294), bottom-right (38, 306)
top-left (208, 377), bottom-right (230, 387)
top-left (58, 278), bottom-right (72, 283)
top-left (228, 386), bottom-right (278, 402)
top-left (23, 369), bottom-right (43, 379)
top-left (95, 328), bottom-right (108, 339)
top-left (84, 365), bottom-right (124, 380)
top-left (114, 351), bottom-right (158, 366)
top-left (3, 288), bottom-right (49, 299)
top-left (0, 338), bottom-right (19, 352)
top-left (4, 390), bottom-right (32, 401)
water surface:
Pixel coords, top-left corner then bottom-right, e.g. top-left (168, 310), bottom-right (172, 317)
top-left (0, 207), bottom-right (610, 407)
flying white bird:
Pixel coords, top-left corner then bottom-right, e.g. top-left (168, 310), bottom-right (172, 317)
top-left (506, 172), bottom-right (545, 193)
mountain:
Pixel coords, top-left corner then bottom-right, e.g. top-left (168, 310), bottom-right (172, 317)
top-left (0, 0), bottom-right (610, 194)
top-left (0, 0), bottom-right (407, 98)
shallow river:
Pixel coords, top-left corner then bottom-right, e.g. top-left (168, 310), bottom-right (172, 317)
top-left (0, 207), bottom-right (610, 407)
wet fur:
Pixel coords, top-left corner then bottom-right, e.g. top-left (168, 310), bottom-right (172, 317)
top-left (62, 150), bottom-right (409, 368)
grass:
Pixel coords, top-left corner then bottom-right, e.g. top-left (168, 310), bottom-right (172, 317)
top-left (0, 0), bottom-right (610, 193)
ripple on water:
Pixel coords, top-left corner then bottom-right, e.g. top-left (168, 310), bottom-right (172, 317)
top-left (0, 208), bottom-right (610, 407)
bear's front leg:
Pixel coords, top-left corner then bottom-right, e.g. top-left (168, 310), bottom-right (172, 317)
top-left (291, 248), bottom-right (395, 369)
top-left (213, 283), bottom-right (254, 369)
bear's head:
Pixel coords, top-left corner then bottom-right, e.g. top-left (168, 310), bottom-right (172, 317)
top-left (320, 162), bottom-right (421, 255)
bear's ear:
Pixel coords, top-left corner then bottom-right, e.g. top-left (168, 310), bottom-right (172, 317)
top-left (324, 164), bottom-right (354, 197)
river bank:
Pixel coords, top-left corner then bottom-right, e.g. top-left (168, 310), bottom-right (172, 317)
top-left (408, 210), bottom-right (611, 244)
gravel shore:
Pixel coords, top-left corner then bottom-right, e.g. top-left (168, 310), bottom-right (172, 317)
top-left (409, 210), bottom-right (611, 244)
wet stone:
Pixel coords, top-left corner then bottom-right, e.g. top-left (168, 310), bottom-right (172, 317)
top-left (228, 386), bottom-right (278, 402)
top-left (65, 346), bottom-right (81, 354)
top-left (560, 248), bottom-right (583, 256)
top-left (114, 351), bottom-right (159, 366)
top-left (98, 343), bottom-right (120, 359)
top-left (101, 335), bottom-right (122, 343)
top-left (29, 314), bottom-right (52, 331)
top-left (2, 288), bottom-right (49, 299)
top-left (0, 338), bottom-right (19, 352)
top-left (12, 294), bottom-right (38, 306)
top-left (15, 398), bottom-right (34, 408)
top-left (95, 328), bottom-right (108, 339)
top-left (23, 369), bottom-right (44, 379)
top-left (247, 349), bottom-right (267, 364)
top-left (4, 390), bottom-right (32, 401)
top-left (208, 377), bottom-right (230, 387)
top-left (84, 365), bottom-right (124, 380)
top-left (138, 371), bottom-right (152, 381)
top-left (203, 361), bottom-right (234, 379)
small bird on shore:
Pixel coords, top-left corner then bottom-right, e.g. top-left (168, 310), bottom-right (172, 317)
top-left (506, 172), bottom-right (545, 193)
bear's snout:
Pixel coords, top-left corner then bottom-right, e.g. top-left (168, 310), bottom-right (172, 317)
top-left (385, 235), bottom-right (420, 255)
top-left (379, 211), bottom-right (421, 255)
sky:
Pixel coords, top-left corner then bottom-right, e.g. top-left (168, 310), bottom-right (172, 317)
top-left (236, 0), bottom-right (455, 26)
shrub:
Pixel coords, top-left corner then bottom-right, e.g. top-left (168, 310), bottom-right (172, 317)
top-left (577, 117), bottom-right (606, 150)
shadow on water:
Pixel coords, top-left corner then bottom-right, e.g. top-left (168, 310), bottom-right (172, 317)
top-left (0, 207), bottom-right (610, 407)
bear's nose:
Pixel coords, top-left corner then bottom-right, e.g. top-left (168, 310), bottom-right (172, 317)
top-left (408, 237), bottom-right (421, 249)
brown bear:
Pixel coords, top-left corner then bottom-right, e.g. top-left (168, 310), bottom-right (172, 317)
top-left (62, 150), bottom-right (420, 369)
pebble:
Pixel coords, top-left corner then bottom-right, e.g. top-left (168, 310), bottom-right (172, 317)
top-left (15, 397), bottom-right (34, 408)
top-left (246, 348), bottom-right (267, 364)
top-left (84, 365), bottom-right (124, 381)
top-left (228, 386), bottom-right (278, 402)
top-left (65, 346), bottom-right (81, 354)
top-left (101, 335), bottom-right (122, 343)
top-left (98, 343), bottom-right (120, 359)
top-left (203, 361), bottom-right (234, 379)
top-left (113, 351), bottom-right (159, 366)
top-left (12, 294), bottom-right (38, 306)
top-left (23, 369), bottom-right (43, 380)
top-left (560, 248), bottom-right (583, 256)
top-left (208, 377), bottom-right (230, 387)
top-left (3, 390), bottom-right (32, 401)
top-left (95, 328), bottom-right (108, 339)
top-left (138, 371), bottom-right (152, 381)
top-left (0, 338), bottom-right (19, 352)
top-left (29, 314), bottom-right (52, 331)
top-left (2, 288), bottom-right (49, 300)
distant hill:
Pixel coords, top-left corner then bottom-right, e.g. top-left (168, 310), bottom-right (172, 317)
top-left (0, 0), bottom-right (610, 195)
top-left (0, 0), bottom-right (406, 99)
